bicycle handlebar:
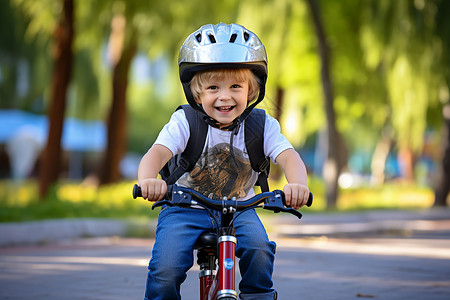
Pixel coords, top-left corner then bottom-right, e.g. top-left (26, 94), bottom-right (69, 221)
top-left (132, 184), bottom-right (312, 220)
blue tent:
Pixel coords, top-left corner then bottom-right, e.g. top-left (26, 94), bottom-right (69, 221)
top-left (0, 110), bottom-right (106, 152)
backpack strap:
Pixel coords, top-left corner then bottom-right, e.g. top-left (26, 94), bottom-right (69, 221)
top-left (161, 105), bottom-right (208, 185)
top-left (244, 108), bottom-right (270, 192)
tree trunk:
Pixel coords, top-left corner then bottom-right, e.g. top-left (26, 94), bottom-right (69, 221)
top-left (99, 20), bottom-right (137, 185)
top-left (435, 104), bottom-right (450, 206)
top-left (38, 0), bottom-right (74, 199)
top-left (270, 86), bottom-right (285, 182)
top-left (306, 0), bottom-right (347, 209)
top-left (371, 129), bottom-right (392, 185)
top-left (274, 86), bottom-right (284, 121)
top-left (397, 146), bottom-right (415, 182)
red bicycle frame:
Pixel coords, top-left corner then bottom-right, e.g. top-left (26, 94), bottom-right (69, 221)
top-left (199, 235), bottom-right (237, 300)
top-left (196, 204), bottom-right (239, 300)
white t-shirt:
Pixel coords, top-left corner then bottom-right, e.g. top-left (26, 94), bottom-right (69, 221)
top-left (153, 109), bottom-right (293, 200)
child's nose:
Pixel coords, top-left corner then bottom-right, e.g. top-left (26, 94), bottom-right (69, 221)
top-left (218, 89), bottom-right (232, 100)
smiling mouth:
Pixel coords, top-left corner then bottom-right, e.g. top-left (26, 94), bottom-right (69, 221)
top-left (216, 106), bottom-right (235, 112)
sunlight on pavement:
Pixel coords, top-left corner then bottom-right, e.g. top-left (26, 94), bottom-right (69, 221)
top-left (276, 220), bottom-right (450, 235)
top-left (275, 237), bottom-right (450, 259)
top-left (0, 261), bottom-right (98, 273)
top-left (274, 268), bottom-right (450, 288)
top-left (0, 255), bottom-right (149, 266)
top-left (0, 255), bottom-right (149, 277)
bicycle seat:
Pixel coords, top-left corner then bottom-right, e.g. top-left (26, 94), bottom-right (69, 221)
top-left (194, 232), bottom-right (218, 250)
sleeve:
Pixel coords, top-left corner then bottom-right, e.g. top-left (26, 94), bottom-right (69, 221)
top-left (263, 114), bottom-right (294, 163)
top-left (153, 109), bottom-right (190, 156)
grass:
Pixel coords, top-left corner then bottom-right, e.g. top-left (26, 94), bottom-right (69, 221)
top-left (0, 180), bottom-right (159, 222)
top-left (0, 177), bottom-right (436, 223)
top-left (337, 183), bottom-right (435, 210)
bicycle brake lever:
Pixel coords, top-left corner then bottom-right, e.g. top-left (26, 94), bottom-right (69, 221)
top-left (151, 200), bottom-right (172, 210)
top-left (152, 186), bottom-right (194, 210)
top-left (264, 204), bottom-right (303, 219)
top-left (263, 190), bottom-right (304, 219)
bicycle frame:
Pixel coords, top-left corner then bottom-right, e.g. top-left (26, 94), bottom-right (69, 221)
top-left (133, 184), bottom-right (312, 300)
top-left (205, 211), bottom-right (238, 299)
top-left (192, 195), bottom-right (239, 300)
top-left (204, 235), bottom-right (237, 300)
top-left (195, 233), bottom-right (237, 300)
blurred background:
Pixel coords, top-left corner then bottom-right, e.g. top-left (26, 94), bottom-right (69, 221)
top-left (1, 0), bottom-right (449, 222)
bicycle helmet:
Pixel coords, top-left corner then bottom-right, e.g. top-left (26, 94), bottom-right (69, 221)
top-left (178, 23), bottom-right (268, 122)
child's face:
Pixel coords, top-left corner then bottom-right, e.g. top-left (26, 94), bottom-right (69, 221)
top-left (195, 75), bottom-right (249, 126)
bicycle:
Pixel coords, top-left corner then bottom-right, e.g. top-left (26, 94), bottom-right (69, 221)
top-left (133, 184), bottom-right (312, 300)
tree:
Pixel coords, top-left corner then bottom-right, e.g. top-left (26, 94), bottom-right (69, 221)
top-left (360, 0), bottom-right (446, 182)
top-left (433, 0), bottom-right (450, 206)
top-left (305, 0), bottom-right (347, 208)
top-left (97, 0), bottom-right (242, 184)
top-left (318, 0), bottom-right (392, 186)
top-left (99, 11), bottom-right (137, 184)
top-left (38, 0), bottom-right (74, 197)
top-left (73, 0), bottom-right (162, 185)
top-left (435, 105), bottom-right (450, 206)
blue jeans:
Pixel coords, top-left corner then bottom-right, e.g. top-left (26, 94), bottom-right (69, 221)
top-left (144, 206), bottom-right (277, 300)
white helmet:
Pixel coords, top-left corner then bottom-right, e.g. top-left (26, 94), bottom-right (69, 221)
top-left (178, 23), bottom-right (268, 118)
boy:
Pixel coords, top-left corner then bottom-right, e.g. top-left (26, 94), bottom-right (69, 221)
top-left (138, 23), bottom-right (309, 300)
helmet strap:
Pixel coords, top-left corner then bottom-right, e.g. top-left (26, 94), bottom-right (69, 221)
top-left (237, 84), bottom-right (265, 124)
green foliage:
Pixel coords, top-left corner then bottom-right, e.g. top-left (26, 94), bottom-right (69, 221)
top-left (127, 79), bottom-right (179, 153)
top-left (0, 0), bottom-right (52, 110)
top-left (235, 0), bottom-right (324, 146)
top-left (12, 0), bottom-right (59, 39)
top-left (359, 0), bottom-right (447, 152)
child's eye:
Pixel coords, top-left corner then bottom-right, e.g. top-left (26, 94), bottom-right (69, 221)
top-left (207, 85), bottom-right (218, 90)
top-left (231, 84), bottom-right (241, 88)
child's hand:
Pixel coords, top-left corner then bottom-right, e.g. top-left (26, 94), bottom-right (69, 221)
top-left (138, 178), bottom-right (167, 202)
top-left (283, 183), bottom-right (310, 210)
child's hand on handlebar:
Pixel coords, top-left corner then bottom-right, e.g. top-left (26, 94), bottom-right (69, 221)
top-left (138, 178), bottom-right (167, 202)
top-left (283, 183), bottom-right (310, 210)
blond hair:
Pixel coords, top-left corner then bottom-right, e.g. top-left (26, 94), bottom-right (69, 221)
top-left (190, 68), bottom-right (260, 102)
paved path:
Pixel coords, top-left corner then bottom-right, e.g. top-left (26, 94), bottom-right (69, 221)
top-left (1, 209), bottom-right (450, 299)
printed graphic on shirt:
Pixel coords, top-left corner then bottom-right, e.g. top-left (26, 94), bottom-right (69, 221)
top-left (177, 143), bottom-right (254, 200)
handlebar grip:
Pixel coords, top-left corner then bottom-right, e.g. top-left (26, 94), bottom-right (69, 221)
top-left (306, 192), bottom-right (313, 207)
top-left (133, 184), bottom-right (142, 199)
top-left (132, 184), bottom-right (173, 200)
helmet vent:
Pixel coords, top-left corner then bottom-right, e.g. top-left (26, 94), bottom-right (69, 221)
top-left (243, 31), bottom-right (250, 42)
top-left (229, 33), bottom-right (237, 43)
top-left (195, 33), bottom-right (202, 43)
top-left (208, 34), bottom-right (216, 43)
